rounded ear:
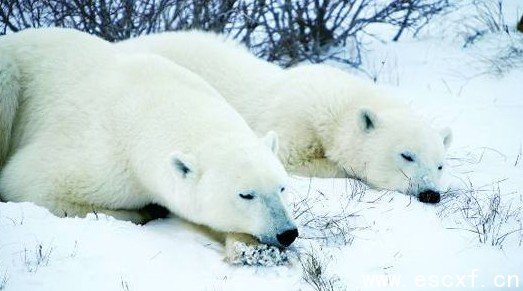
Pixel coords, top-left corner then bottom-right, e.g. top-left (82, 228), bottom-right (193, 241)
top-left (262, 131), bottom-right (279, 154)
top-left (170, 152), bottom-right (198, 179)
top-left (358, 109), bottom-right (378, 133)
top-left (440, 127), bottom-right (453, 149)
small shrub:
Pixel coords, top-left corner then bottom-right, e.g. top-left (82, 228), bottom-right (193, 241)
top-left (0, 0), bottom-right (451, 67)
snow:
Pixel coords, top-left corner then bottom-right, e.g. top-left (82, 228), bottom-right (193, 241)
top-left (1, 2), bottom-right (523, 290)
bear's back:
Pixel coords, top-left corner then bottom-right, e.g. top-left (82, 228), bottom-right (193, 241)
top-left (1, 28), bottom-right (256, 155)
top-left (116, 31), bottom-right (285, 119)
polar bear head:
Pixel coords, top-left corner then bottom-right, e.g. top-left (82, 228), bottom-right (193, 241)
top-left (286, 65), bottom-right (452, 203)
top-left (167, 132), bottom-right (298, 247)
top-left (330, 107), bottom-right (452, 203)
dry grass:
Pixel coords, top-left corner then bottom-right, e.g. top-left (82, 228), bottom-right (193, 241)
top-left (455, 0), bottom-right (523, 76)
top-left (120, 277), bottom-right (131, 291)
top-left (439, 178), bottom-right (522, 249)
top-left (460, 0), bottom-right (510, 47)
top-left (22, 243), bottom-right (54, 273)
top-left (291, 178), bottom-right (369, 246)
top-left (299, 247), bottom-right (345, 291)
top-left (441, 147), bottom-right (523, 249)
top-left (291, 178), bottom-right (374, 290)
top-left (0, 271), bottom-right (7, 290)
top-left (479, 38), bottom-right (523, 77)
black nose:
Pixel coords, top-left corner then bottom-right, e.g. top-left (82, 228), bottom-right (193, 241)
top-left (276, 228), bottom-right (299, 247)
top-left (418, 190), bottom-right (441, 204)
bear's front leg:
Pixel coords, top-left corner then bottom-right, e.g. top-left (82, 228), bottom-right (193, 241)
top-left (46, 200), bottom-right (153, 225)
top-left (224, 233), bottom-right (291, 266)
top-left (224, 233), bottom-right (260, 257)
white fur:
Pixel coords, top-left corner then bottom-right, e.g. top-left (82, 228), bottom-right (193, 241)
top-left (0, 53), bottom-right (20, 167)
top-left (117, 31), bottom-right (453, 196)
top-left (0, 28), bottom-right (296, 247)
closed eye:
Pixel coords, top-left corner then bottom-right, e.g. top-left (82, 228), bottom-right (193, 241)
top-left (401, 153), bottom-right (415, 162)
top-left (239, 193), bottom-right (254, 200)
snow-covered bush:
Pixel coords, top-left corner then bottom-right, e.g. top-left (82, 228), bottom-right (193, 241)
top-left (0, 0), bottom-right (451, 67)
top-left (0, 0), bottom-right (240, 41)
top-left (239, 0), bottom-right (452, 67)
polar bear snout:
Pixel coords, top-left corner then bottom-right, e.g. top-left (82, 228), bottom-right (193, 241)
top-left (418, 190), bottom-right (441, 204)
top-left (276, 228), bottom-right (299, 247)
top-left (259, 217), bottom-right (299, 247)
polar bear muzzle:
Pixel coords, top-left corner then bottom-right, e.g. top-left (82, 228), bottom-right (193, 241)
top-left (256, 194), bottom-right (299, 247)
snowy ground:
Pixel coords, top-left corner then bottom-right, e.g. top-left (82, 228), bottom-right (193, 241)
top-left (1, 2), bottom-right (523, 291)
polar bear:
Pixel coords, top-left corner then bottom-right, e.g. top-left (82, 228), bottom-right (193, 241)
top-left (117, 31), bottom-right (452, 203)
top-left (0, 28), bottom-right (298, 250)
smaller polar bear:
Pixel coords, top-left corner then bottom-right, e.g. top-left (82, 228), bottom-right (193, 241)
top-left (117, 31), bottom-right (453, 203)
top-left (0, 28), bottom-right (298, 254)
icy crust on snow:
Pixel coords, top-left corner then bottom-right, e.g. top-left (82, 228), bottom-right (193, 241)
top-left (227, 241), bottom-right (291, 267)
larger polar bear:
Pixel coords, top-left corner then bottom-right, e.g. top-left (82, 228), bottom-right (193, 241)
top-left (0, 28), bottom-right (298, 251)
top-left (118, 31), bottom-right (453, 203)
